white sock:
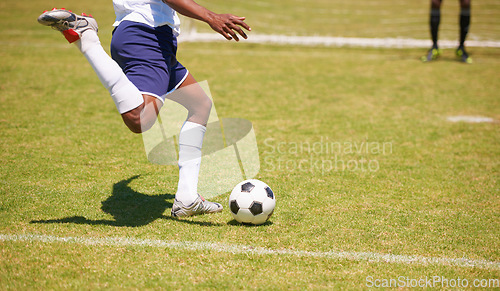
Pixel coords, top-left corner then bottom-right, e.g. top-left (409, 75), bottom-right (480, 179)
top-left (75, 30), bottom-right (143, 114)
top-left (176, 121), bottom-right (206, 205)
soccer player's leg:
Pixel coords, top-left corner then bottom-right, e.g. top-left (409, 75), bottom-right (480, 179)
top-left (422, 0), bottom-right (443, 62)
top-left (167, 74), bottom-right (222, 218)
top-left (111, 19), bottom-right (220, 217)
top-left (37, 9), bottom-right (145, 122)
top-left (457, 0), bottom-right (472, 63)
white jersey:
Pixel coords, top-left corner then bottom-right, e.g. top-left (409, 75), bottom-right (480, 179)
top-left (112, 0), bottom-right (181, 36)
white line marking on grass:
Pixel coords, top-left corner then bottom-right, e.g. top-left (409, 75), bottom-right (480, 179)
top-left (447, 115), bottom-right (496, 123)
top-left (1, 233), bottom-right (499, 270)
top-left (179, 32), bottom-right (500, 48)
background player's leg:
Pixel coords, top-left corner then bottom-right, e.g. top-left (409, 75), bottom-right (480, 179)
top-left (422, 0), bottom-right (443, 62)
top-left (430, 0), bottom-right (443, 49)
top-left (459, 0), bottom-right (471, 48)
top-left (457, 0), bottom-right (472, 63)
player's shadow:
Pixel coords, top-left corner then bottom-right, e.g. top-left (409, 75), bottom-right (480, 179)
top-left (31, 175), bottom-right (220, 227)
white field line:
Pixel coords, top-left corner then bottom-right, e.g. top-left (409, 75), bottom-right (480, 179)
top-left (447, 115), bottom-right (496, 123)
top-left (178, 32), bottom-right (500, 48)
top-left (1, 233), bottom-right (499, 270)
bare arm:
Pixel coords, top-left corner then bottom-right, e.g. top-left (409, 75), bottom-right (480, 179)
top-left (162, 0), bottom-right (251, 41)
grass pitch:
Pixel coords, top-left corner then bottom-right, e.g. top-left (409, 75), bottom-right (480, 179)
top-left (1, 0), bottom-right (499, 289)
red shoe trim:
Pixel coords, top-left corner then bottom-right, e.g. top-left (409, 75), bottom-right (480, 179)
top-left (62, 29), bottom-right (80, 43)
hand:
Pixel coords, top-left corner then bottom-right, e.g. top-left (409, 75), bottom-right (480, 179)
top-left (207, 13), bottom-right (251, 41)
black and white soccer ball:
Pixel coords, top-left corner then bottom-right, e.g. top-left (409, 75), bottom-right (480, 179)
top-left (229, 179), bottom-right (276, 225)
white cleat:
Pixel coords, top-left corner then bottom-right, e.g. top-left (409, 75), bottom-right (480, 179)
top-left (37, 8), bottom-right (98, 43)
top-left (171, 194), bottom-right (223, 218)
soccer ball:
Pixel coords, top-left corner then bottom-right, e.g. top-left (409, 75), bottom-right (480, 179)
top-left (229, 179), bottom-right (276, 225)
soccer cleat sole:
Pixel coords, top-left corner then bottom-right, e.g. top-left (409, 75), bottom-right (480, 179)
top-left (37, 8), bottom-right (98, 43)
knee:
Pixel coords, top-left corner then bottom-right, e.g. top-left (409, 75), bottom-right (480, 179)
top-left (120, 98), bottom-right (161, 133)
top-left (122, 111), bottom-right (143, 134)
top-left (190, 94), bottom-right (212, 116)
top-left (124, 117), bottom-right (156, 134)
top-left (195, 95), bottom-right (212, 123)
top-left (186, 95), bottom-right (212, 126)
top-left (201, 95), bottom-right (212, 113)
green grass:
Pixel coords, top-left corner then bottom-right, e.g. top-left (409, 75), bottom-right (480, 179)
top-left (195, 0), bottom-right (500, 41)
top-left (1, 0), bottom-right (500, 289)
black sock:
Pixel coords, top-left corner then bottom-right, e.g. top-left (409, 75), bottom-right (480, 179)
top-left (430, 8), bottom-right (441, 49)
top-left (459, 8), bottom-right (471, 48)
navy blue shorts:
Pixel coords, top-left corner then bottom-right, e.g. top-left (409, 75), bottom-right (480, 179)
top-left (110, 21), bottom-right (188, 100)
